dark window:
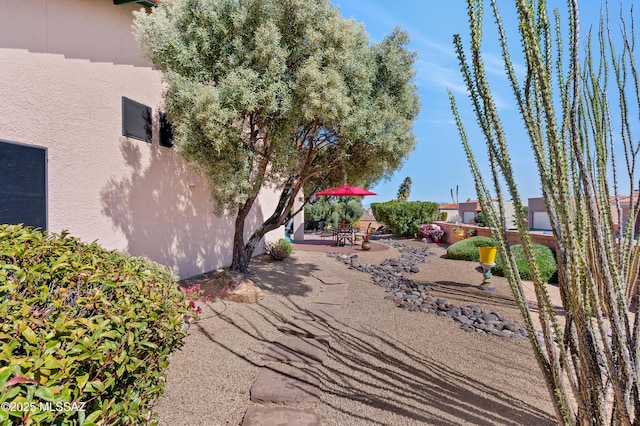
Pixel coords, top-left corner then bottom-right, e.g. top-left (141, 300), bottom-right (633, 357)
top-left (122, 96), bottom-right (152, 142)
top-left (0, 140), bottom-right (47, 230)
top-left (159, 112), bottom-right (174, 148)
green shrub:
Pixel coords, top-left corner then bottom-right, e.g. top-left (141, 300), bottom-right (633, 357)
top-left (370, 201), bottom-right (439, 237)
top-left (493, 244), bottom-right (558, 283)
top-left (0, 224), bottom-right (191, 425)
top-left (446, 236), bottom-right (496, 261)
top-left (305, 197), bottom-right (363, 230)
top-left (446, 236), bottom-right (558, 283)
top-left (473, 212), bottom-right (489, 227)
top-left (265, 239), bottom-right (294, 260)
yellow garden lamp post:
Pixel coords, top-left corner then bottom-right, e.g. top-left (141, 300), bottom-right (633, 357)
top-left (478, 246), bottom-right (497, 291)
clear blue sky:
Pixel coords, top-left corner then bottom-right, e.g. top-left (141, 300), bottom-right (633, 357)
top-left (329, 0), bottom-right (625, 207)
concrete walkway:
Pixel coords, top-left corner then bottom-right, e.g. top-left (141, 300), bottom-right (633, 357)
top-left (241, 272), bottom-right (350, 425)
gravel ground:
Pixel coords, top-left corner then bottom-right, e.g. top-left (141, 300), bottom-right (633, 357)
top-left (154, 240), bottom-right (558, 425)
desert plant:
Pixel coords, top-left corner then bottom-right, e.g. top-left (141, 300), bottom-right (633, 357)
top-left (0, 224), bottom-right (191, 425)
top-left (265, 239), bottom-right (294, 261)
top-left (134, 1), bottom-right (420, 273)
top-left (450, 0), bottom-right (640, 422)
top-left (396, 177), bottom-right (412, 201)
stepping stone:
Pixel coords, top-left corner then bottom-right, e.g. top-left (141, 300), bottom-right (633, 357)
top-left (312, 274), bottom-right (346, 285)
top-left (242, 406), bottom-right (321, 426)
top-left (314, 291), bottom-right (346, 305)
top-left (293, 304), bottom-right (342, 322)
top-left (278, 320), bottom-right (331, 339)
top-left (263, 336), bottom-right (329, 365)
top-left (321, 283), bottom-right (349, 293)
top-left (250, 363), bottom-right (321, 404)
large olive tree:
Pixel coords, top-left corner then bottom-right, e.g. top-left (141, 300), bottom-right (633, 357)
top-left (451, 0), bottom-right (639, 423)
top-left (133, 0), bottom-right (420, 272)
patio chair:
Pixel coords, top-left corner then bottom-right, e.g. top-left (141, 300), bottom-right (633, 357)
top-left (335, 223), bottom-right (354, 246)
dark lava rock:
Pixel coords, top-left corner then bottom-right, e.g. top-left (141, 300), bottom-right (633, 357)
top-left (326, 239), bottom-right (528, 340)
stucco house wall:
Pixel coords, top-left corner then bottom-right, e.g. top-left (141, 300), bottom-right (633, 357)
top-left (438, 203), bottom-right (460, 223)
top-left (0, 0), bottom-right (283, 278)
top-left (527, 197), bottom-right (552, 231)
top-left (458, 201), bottom-right (480, 224)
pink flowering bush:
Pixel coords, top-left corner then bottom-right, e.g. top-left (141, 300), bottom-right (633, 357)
top-left (420, 223), bottom-right (444, 240)
top-left (181, 283), bottom-right (212, 317)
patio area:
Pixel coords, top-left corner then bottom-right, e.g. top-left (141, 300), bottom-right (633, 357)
top-left (292, 233), bottom-right (389, 253)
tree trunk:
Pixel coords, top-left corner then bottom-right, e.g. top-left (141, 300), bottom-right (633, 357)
top-left (229, 178), bottom-right (300, 273)
top-left (230, 203), bottom-right (250, 273)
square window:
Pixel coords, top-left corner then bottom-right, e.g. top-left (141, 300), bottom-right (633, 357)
top-left (159, 112), bottom-right (174, 148)
top-left (122, 96), bottom-right (152, 142)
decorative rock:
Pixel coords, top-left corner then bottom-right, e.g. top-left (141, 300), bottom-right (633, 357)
top-left (262, 336), bottom-right (329, 365)
top-left (295, 304), bottom-right (341, 322)
top-left (221, 277), bottom-right (264, 303)
top-left (454, 315), bottom-right (473, 326)
top-left (327, 239), bottom-right (529, 340)
top-left (277, 320), bottom-right (331, 339)
top-left (314, 291), bottom-right (347, 305)
top-left (410, 266), bottom-right (420, 273)
top-left (482, 312), bottom-right (499, 322)
top-left (242, 407), bottom-right (321, 426)
top-left (312, 274), bottom-right (347, 285)
top-left (250, 363), bottom-right (321, 404)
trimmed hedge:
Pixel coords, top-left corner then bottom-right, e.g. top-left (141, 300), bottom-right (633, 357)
top-left (493, 243), bottom-right (558, 283)
top-left (370, 201), bottom-right (439, 237)
top-left (446, 236), bottom-right (558, 283)
top-left (0, 224), bottom-right (192, 425)
top-left (445, 236), bottom-right (496, 261)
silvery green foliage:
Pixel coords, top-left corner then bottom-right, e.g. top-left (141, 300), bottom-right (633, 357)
top-left (133, 0), bottom-right (419, 271)
top-left (451, 0), bottom-right (639, 423)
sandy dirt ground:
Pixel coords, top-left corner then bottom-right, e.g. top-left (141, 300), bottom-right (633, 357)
top-left (154, 239), bottom-right (559, 425)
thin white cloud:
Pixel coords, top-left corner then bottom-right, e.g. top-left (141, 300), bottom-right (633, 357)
top-left (417, 60), bottom-right (468, 95)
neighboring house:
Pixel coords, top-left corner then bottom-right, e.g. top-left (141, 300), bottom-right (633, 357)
top-left (528, 197), bottom-right (552, 231)
top-left (458, 201), bottom-right (482, 225)
top-left (459, 199), bottom-right (516, 229)
top-left (438, 203), bottom-right (461, 223)
top-left (529, 193), bottom-right (640, 235)
top-left (611, 191), bottom-right (640, 236)
top-left (0, 0), bottom-right (283, 279)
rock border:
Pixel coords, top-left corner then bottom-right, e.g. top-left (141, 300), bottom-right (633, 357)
top-left (327, 239), bottom-right (529, 340)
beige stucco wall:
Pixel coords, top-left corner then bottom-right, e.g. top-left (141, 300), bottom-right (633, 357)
top-left (0, 0), bottom-right (283, 278)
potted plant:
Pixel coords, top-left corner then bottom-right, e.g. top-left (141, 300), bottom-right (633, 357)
top-left (361, 227), bottom-right (372, 251)
top-left (453, 227), bottom-right (464, 238)
top-left (467, 229), bottom-right (477, 237)
top-left (431, 228), bottom-right (444, 243)
top-left (478, 246), bottom-right (498, 291)
top-left (420, 223), bottom-right (444, 243)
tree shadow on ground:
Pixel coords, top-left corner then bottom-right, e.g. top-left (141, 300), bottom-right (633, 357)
top-left (186, 261), bottom-right (555, 425)
top-left (179, 254), bottom-right (316, 298)
top-left (192, 295), bottom-right (555, 425)
top-left (316, 319), bottom-right (556, 425)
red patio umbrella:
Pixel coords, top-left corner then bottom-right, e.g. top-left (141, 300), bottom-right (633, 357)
top-left (315, 183), bottom-right (376, 197)
top-left (315, 184), bottom-right (377, 224)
